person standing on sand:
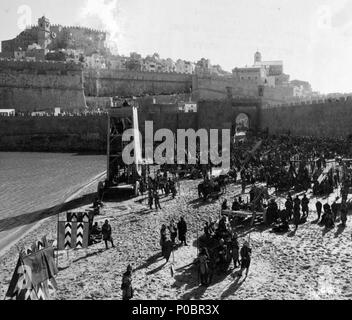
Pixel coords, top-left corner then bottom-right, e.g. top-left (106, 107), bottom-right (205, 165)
top-left (293, 196), bottom-right (301, 231)
top-left (168, 220), bottom-right (178, 244)
top-left (285, 195), bottom-right (293, 221)
top-left (197, 248), bottom-right (210, 286)
top-left (230, 232), bottom-right (240, 269)
top-left (177, 217), bottom-right (188, 246)
top-left (148, 189), bottom-right (154, 210)
top-left (121, 265), bottom-right (133, 300)
top-left (102, 220), bottom-right (115, 250)
top-left (315, 200), bottom-right (322, 222)
top-left (301, 194), bottom-right (309, 218)
top-left (154, 190), bottom-right (162, 210)
top-left (322, 202), bottom-right (331, 225)
top-left (160, 224), bottom-right (167, 257)
top-left (97, 181), bottom-right (105, 202)
top-left (238, 241), bottom-right (252, 278)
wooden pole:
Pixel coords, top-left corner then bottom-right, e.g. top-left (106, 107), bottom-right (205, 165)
top-left (56, 213), bottom-right (59, 268)
top-left (107, 113), bottom-right (111, 184)
top-left (197, 222), bottom-right (200, 286)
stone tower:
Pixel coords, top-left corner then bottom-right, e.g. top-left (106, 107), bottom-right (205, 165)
top-left (38, 16), bottom-right (51, 51)
top-left (254, 51), bottom-right (262, 65)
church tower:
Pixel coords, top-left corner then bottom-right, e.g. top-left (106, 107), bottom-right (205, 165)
top-left (254, 51), bottom-right (262, 65)
top-left (38, 16), bottom-right (51, 51)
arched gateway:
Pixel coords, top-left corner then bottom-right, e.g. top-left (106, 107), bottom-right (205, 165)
top-left (231, 98), bottom-right (262, 135)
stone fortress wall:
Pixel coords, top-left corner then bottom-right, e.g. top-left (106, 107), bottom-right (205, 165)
top-left (260, 97), bottom-right (352, 138)
top-left (192, 74), bottom-right (294, 105)
top-left (84, 69), bottom-right (193, 97)
top-left (1, 95), bottom-right (352, 153)
top-left (0, 59), bottom-right (86, 112)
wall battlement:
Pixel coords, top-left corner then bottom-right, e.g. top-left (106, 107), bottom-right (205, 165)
top-left (84, 69), bottom-right (192, 97)
top-left (0, 59), bottom-right (83, 72)
top-left (24, 24), bottom-right (106, 35)
top-left (265, 95), bottom-right (352, 109)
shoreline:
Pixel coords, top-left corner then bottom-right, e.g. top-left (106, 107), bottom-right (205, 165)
top-left (0, 171), bottom-right (106, 258)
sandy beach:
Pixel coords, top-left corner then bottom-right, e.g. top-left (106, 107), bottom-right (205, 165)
top-left (1, 178), bottom-right (351, 300)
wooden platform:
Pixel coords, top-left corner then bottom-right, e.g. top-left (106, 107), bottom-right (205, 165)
top-left (221, 209), bottom-right (265, 226)
top-left (221, 209), bottom-right (263, 218)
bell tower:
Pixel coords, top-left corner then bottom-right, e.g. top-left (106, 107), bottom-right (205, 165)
top-left (254, 50), bottom-right (262, 65)
top-left (38, 16), bottom-right (51, 51)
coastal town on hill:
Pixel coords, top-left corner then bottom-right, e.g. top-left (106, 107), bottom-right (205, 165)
top-left (0, 0), bottom-right (352, 309)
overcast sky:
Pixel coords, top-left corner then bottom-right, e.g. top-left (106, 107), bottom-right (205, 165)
top-left (1, 0), bottom-right (352, 94)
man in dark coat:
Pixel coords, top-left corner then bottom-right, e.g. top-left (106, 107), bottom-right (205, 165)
top-left (267, 199), bottom-right (278, 224)
top-left (230, 233), bottom-right (240, 269)
top-left (154, 190), bottom-right (162, 210)
top-left (322, 202), bottom-right (331, 225)
top-left (148, 189), bottom-right (154, 210)
top-left (285, 195), bottom-right (293, 220)
top-left (301, 194), bottom-right (310, 218)
top-left (160, 224), bottom-right (167, 257)
top-left (102, 220), bottom-right (115, 249)
top-left (170, 179), bottom-right (177, 199)
top-left (315, 200), bottom-right (322, 222)
top-left (177, 217), bottom-right (188, 246)
top-left (238, 241), bottom-right (252, 278)
top-left (293, 196), bottom-right (301, 231)
top-left (121, 265), bottom-right (133, 300)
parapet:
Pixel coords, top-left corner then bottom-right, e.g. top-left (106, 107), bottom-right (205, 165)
top-left (0, 58), bottom-right (83, 72)
top-left (60, 25), bottom-right (106, 35)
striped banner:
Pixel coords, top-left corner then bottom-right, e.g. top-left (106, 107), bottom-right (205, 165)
top-left (58, 221), bottom-right (89, 250)
top-left (64, 222), bottom-right (72, 249)
top-left (76, 223), bottom-right (84, 249)
top-left (64, 212), bottom-right (91, 222)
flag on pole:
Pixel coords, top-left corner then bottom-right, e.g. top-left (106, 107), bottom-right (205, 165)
top-left (5, 241), bottom-right (58, 300)
top-left (5, 257), bottom-right (36, 300)
top-left (21, 246), bottom-right (58, 286)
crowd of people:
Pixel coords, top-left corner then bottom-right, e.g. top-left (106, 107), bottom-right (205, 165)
top-left (199, 215), bottom-right (253, 285)
top-left (159, 217), bottom-right (188, 262)
top-left (142, 173), bottom-right (178, 210)
top-left (232, 135), bottom-right (352, 195)
top-left (92, 133), bottom-right (352, 299)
